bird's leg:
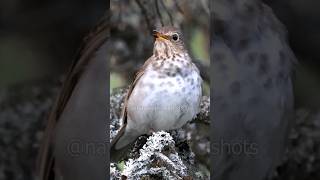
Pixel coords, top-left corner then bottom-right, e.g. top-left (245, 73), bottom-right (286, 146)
top-left (148, 128), bottom-right (155, 135)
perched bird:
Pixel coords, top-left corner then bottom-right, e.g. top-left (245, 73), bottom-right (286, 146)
top-left (212, 0), bottom-right (296, 180)
top-left (37, 15), bottom-right (109, 180)
top-left (110, 26), bottom-right (202, 162)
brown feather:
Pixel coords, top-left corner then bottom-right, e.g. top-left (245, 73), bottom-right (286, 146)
top-left (110, 57), bottom-right (153, 162)
top-left (36, 13), bottom-right (110, 180)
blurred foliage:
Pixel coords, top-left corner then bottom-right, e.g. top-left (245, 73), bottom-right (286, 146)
top-left (190, 28), bottom-right (209, 62)
top-left (110, 72), bottom-right (126, 94)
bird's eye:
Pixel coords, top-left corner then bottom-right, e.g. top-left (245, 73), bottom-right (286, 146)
top-left (172, 33), bottom-right (179, 41)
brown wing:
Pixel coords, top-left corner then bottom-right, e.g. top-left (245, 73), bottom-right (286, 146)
top-left (37, 12), bottom-right (110, 180)
top-left (120, 57), bottom-right (153, 125)
top-left (110, 57), bottom-right (153, 162)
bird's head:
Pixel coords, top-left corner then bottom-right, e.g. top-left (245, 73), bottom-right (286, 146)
top-left (152, 26), bottom-right (186, 58)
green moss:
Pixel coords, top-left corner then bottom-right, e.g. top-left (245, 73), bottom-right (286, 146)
top-left (117, 161), bottom-right (125, 171)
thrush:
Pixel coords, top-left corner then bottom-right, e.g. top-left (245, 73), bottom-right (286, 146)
top-left (37, 14), bottom-right (109, 180)
top-left (212, 1), bottom-right (296, 180)
top-left (110, 26), bottom-right (202, 162)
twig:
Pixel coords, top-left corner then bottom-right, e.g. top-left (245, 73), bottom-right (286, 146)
top-left (135, 0), bottom-right (153, 32)
top-left (173, 0), bottom-right (184, 15)
top-left (160, 0), bottom-right (174, 26)
top-left (155, 0), bottom-right (164, 26)
top-left (200, 0), bottom-right (210, 16)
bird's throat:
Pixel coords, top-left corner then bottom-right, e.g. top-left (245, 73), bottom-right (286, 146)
top-left (153, 40), bottom-right (174, 59)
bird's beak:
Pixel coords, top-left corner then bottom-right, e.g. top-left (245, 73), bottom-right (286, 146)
top-left (153, 30), bottom-right (169, 41)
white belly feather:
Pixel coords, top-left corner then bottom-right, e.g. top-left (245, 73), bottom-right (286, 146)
top-left (126, 61), bottom-right (202, 134)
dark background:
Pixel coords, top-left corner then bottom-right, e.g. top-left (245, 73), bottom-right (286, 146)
top-left (0, 0), bottom-right (106, 87)
top-left (265, 0), bottom-right (320, 109)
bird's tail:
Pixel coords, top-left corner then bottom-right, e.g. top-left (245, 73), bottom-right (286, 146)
top-left (110, 126), bottom-right (138, 162)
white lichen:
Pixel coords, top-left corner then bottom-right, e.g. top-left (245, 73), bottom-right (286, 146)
top-left (122, 131), bottom-right (188, 179)
top-left (110, 163), bottom-right (121, 180)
